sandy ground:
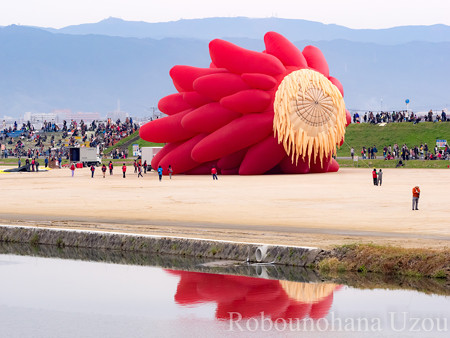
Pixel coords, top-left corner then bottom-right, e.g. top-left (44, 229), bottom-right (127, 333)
top-left (0, 166), bottom-right (449, 249)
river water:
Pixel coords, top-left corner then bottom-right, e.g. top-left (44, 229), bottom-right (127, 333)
top-left (0, 247), bottom-right (449, 337)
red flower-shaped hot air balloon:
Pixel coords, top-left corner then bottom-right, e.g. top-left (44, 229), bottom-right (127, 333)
top-left (140, 32), bottom-right (351, 175)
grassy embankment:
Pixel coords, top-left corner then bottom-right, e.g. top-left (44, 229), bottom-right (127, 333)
top-left (103, 130), bottom-right (163, 157)
top-left (336, 122), bottom-right (450, 168)
top-left (318, 244), bottom-right (450, 280)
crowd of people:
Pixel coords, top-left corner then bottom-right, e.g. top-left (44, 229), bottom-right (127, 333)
top-left (352, 110), bottom-right (447, 124)
top-left (352, 143), bottom-right (450, 162)
top-left (0, 117), bottom-right (139, 160)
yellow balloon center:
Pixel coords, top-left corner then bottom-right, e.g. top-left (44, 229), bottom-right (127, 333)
top-left (273, 69), bottom-right (346, 167)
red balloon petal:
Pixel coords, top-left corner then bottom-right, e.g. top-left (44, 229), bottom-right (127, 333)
top-left (139, 109), bottom-right (196, 143)
top-left (185, 161), bottom-right (218, 175)
top-left (191, 112), bottom-right (273, 163)
top-left (209, 39), bottom-right (285, 75)
top-left (345, 109), bottom-right (351, 126)
top-left (264, 31), bottom-right (308, 68)
top-left (328, 158), bottom-right (340, 172)
top-left (241, 73), bottom-right (277, 90)
top-left (239, 136), bottom-right (286, 175)
top-left (170, 65), bottom-right (227, 92)
top-left (181, 102), bottom-right (241, 134)
top-left (149, 142), bottom-right (181, 169)
top-left (328, 76), bottom-right (344, 97)
top-left (193, 73), bottom-right (250, 101)
top-left (182, 91), bottom-right (213, 107)
top-left (159, 134), bottom-right (207, 174)
top-left (220, 89), bottom-right (272, 114)
top-left (217, 147), bottom-right (248, 170)
top-left (279, 156), bottom-right (310, 174)
top-left (221, 167), bottom-right (239, 175)
top-left (302, 45), bottom-right (330, 77)
top-left (158, 93), bottom-right (192, 115)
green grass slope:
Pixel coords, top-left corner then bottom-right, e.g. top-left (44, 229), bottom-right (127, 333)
top-left (337, 122), bottom-right (450, 157)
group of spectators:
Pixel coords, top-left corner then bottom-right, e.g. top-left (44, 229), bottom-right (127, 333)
top-left (352, 143), bottom-right (450, 161)
top-left (352, 110), bottom-right (447, 124)
top-left (0, 117), bottom-right (140, 160)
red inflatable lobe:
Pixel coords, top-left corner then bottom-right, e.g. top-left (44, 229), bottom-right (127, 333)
top-left (221, 168), bottom-right (239, 175)
top-left (170, 65), bottom-right (227, 92)
top-left (182, 92), bottom-right (213, 107)
top-left (139, 109), bottom-right (195, 143)
top-left (239, 136), bottom-right (286, 175)
top-left (328, 76), bottom-right (344, 97)
top-left (209, 39), bottom-right (286, 76)
top-left (193, 73), bottom-right (250, 101)
top-left (220, 90), bottom-right (272, 114)
top-left (264, 31), bottom-right (308, 68)
top-left (181, 103), bottom-right (241, 134)
top-left (309, 155), bottom-right (332, 173)
top-left (191, 112), bottom-right (273, 163)
top-left (279, 156), bottom-right (310, 174)
top-left (328, 158), bottom-right (340, 172)
top-left (345, 109), bottom-right (351, 126)
top-left (302, 45), bottom-right (330, 77)
top-left (185, 161), bottom-right (218, 175)
top-left (149, 142), bottom-right (181, 169)
top-left (158, 134), bottom-right (207, 174)
top-left (158, 93), bottom-right (192, 115)
top-left (241, 73), bottom-right (277, 90)
top-left (217, 147), bottom-right (248, 170)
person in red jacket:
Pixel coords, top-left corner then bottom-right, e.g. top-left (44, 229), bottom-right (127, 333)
top-left (372, 168), bottom-right (378, 186)
top-left (90, 164), bottom-right (95, 178)
top-left (211, 166), bottom-right (218, 180)
top-left (122, 163), bottom-right (127, 178)
top-left (70, 163), bottom-right (75, 177)
top-left (412, 186), bottom-right (420, 210)
top-left (101, 164), bottom-right (107, 178)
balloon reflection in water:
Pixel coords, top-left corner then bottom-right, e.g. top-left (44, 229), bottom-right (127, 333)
top-left (166, 270), bottom-right (341, 320)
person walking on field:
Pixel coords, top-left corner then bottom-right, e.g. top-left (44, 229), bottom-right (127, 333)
top-left (157, 165), bottom-right (163, 181)
top-left (109, 161), bottom-right (113, 175)
top-left (137, 164), bottom-right (143, 178)
top-left (101, 164), bottom-right (107, 178)
top-left (377, 169), bottom-right (383, 186)
top-left (90, 164), bottom-right (95, 178)
top-left (372, 168), bottom-right (378, 186)
top-left (122, 163), bottom-right (127, 178)
top-left (70, 163), bottom-right (75, 177)
top-left (168, 165), bottom-right (173, 179)
top-left (412, 186), bottom-right (420, 210)
top-left (211, 166), bottom-right (218, 180)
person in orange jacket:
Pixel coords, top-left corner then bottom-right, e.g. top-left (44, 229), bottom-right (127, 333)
top-left (412, 186), bottom-right (420, 210)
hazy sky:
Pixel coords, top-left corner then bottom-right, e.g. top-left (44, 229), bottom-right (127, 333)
top-left (1, 0), bottom-right (449, 29)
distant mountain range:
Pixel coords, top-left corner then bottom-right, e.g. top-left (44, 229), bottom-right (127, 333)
top-left (44, 17), bottom-right (450, 45)
top-left (0, 17), bottom-right (449, 118)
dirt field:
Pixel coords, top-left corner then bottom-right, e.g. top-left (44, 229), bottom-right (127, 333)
top-left (0, 166), bottom-right (449, 249)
